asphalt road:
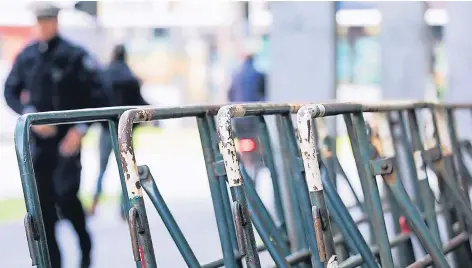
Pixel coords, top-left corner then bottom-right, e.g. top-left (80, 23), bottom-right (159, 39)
top-left (0, 199), bottom-right (273, 268)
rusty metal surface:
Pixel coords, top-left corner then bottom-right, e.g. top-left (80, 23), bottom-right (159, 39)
top-left (297, 105), bottom-right (324, 192)
top-left (118, 110), bottom-right (143, 199)
top-left (313, 207), bottom-right (326, 262)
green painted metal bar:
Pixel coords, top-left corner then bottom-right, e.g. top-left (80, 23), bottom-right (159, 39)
top-left (372, 158), bottom-right (450, 267)
top-left (344, 112), bottom-right (394, 268)
top-left (319, 161), bottom-right (379, 268)
top-left (407, 232), bottom-right (470, 268)
top-left (297, 105), bottom-right (338, 266)
top-left (457, 139), bottom-right (472, 186)
top-left (428, 107), bottom-right (472, 229)
top-left (275, 115), bottom-right (305, 253)
top-left (446, 108), bottom-right (470, 203)
top-left (418, 106), bottom-right (472, 266)
top-left (333, 155), bottom-right (365, 213)
top-left (108, 120), bottom-right (132, 220)
top-left (240, 165), bottom-right (291, 267)
top-left (137, 165), bottom-right (201, 267)
top-left (313, 118), bottom-right (353, 261)
top-left (240, 164), bottom-right (290, 255)
top-left (389, 111), bottom-right (424, 211)
top-left (118, 110), bottom-right (158, 268)
top-left (370, 112), bottom-right (416, 266)
top-left (15, 116), bottom-right (51, 268)
top-left (405, 109), bottom-right (442, 246)
top-left (281, 114), bottom-right (324, 268)
top-left (339, 233), bottom-right (412, 268)
top-left (258, 116), bottom-right (287, 230)
top-left (197, 116), bottom-right (239, 268)
top-left (14, 106), bottom-right (141, 268)
top-left (216, 106), bottom-right (262, 268)
top-left (205, 115), bottom-right (243, 266)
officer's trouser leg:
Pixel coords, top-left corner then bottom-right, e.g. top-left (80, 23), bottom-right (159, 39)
top-left (55, 156), bottom-right (92, 262)
top-left (57, 195), bottom-right (92, 258)
top-left (34, 153), bottom-right (61, 268)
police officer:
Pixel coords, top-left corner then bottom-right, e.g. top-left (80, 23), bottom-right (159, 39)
top-left (3, 3), bottom-right (109, 268)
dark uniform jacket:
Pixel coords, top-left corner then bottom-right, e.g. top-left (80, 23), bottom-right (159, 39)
top-left (104, 60), bottom-right (148, 107)
top-left (3, 35), bottom-right (109, 197)
top-left (4, 35), bottom-right (109, 140)
top-left (100, 60), bottom-right (149, 130)
top-left (228, 58), bottom-right (266, 103)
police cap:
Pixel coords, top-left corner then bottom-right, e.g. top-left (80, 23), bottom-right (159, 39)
top-left (31, 1), bottom-right (60, 20)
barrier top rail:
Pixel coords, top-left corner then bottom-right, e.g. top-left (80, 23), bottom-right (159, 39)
top-left (117, 103), bottom-right (304, 126)
top-left (15, 106), bottom-right (141, 127)
top-left (116, 103), bottom-right (308, 199)
top-left (362, 101), bottom-right (472, 110)
top-left (117, 103), bottom-right (322, 268)
top-left (14, 101), bottom-right (467, 130)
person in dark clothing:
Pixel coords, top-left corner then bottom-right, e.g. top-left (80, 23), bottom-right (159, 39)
top-left (89, 44), bottom-right (150, 217)
top-left (3, 3), bottom-right (109, 268)
top-left (228, 54), bottom-right (266, 104)
top-left (227, 53), bottom-right (267, 178)
top-left (228, 54), bottom-right (266, 134)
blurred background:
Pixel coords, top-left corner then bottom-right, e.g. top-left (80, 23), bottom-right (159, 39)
top-left (0, 1), bottom-right (470, 267)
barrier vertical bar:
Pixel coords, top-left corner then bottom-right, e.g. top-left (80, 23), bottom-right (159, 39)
top-left (344, 112), bottom-right (394, 268)
top-left (197, 116), bottom-right (238, 268)
top-left (217, 106), bottom-right (261, 268)
top-left (281, 114), bottom-right (323, 268)
top-left (118, 110), bottom-right (157, 268)
top-left (258, 116), bottom-right (287, 230)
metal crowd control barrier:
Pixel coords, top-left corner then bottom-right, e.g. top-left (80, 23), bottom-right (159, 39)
top-left (117, 104), bottom-right (384, 268)
top-left (295, 102), bottom-right (472, 268)
top-left (117, 105), bottom-right (318, 268)
top-left (14, 102), bottom-right (472, 268)
top-left (14, 107), bottom-right (140, 268)
top-left (216, 102), bottom-right (472, 268)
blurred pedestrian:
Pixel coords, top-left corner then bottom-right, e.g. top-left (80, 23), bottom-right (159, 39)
top-left (89, 44), bottom-right (151, 218)
top-left (228, 53), bottom-right (266, 104)
top-left (227, 48), bottom-right (266, 178)
top-left (3, 2), bottom-right (109, 268)
top-left (227, 52), bottom-right (266, 134)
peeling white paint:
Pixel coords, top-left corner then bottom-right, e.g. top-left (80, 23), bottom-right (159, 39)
top-left (297, 105), bottom-right (323, 192)
top-left (327, 255), bottom-right (339, 268)
top-left (217, 105), bottom-right (246, 187)
top-left (422, 109), bottom-right (437, 151)
top-left (122, 150), bottom-right (143, 198)
top-left (413, 150), bottom-right (428, 180)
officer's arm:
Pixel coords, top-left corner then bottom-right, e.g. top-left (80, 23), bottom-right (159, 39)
top-left (4, 53), bottom-right (31, 114)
